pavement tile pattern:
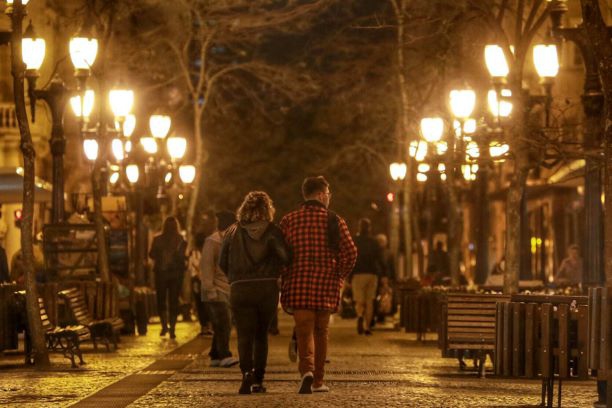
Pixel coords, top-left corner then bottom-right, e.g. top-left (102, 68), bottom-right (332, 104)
top-left (0, 314), bottom-right (600, 407)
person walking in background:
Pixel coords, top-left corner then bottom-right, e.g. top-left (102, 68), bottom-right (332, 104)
top-left (220, 192), bottom-right (290, 394)
top-left (280, 176), bottom-right (357, 394)
top-left (189, 232), bottom-right (212, 336)
top-left (200, 211), bottom-right (239, 368)
top-left (350, 218), bottom-right (384, 335)
top-left (556, 244), bottom-right (583, 286)
top-left (149, 216), bottom-right (187, 339)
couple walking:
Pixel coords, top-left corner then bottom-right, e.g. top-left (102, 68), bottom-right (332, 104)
top-left (217, 176), bottom-right (357, 395)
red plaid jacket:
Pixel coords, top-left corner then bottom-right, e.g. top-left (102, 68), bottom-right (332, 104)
top-left (280, 200), bottom-right (357, 312)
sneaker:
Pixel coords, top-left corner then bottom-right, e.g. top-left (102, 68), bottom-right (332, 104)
top-left (239, 372), bottom-right (253, 394)
top-left (210, 359), bottom-right (221, 367)
top-left (312, 384), bottom-right (329, 393)
top-left (298, 372), bottom-right (314, 394)
top-left (219, 357), bottom-right (239, 367)
top-left (251, 383), bottom-right (267, 393)
top-left (364, 330), bottom-right (372, 336)
top-left (160, 327), bottom-right (168, 336)
top-left (357, 317), bottom-right (364, 335)
top-left (169, 330), bottom-right (176, 340)
top-left (288, 337), bottom-right (298, 362)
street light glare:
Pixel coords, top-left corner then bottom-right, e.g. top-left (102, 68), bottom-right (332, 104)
top-left (70, 90), bottom-right (95, 118)
top-left (417, 163), bottom-right (430, 173)
top-left (435, 141), bottom-right (448, 155)
top-left (389, 162), bottom-right (407, 181)
top-left (109, 172), bottom-right (120, 185)
top-left (409, 140), bottom-right (428, 162)
top-left (533, 44), bottom-right (559, 79)
top-left (119, 114), bottom-right (136, 137)
top-left (489, 142), bottom-right (510, 158)
top-left (69, 36), bottom-right (98, 70)
top-left (453, 119), bottom-right (476, 137)
top-left (179, 165), bottom-right (196, 184)
top-left (167, 136), bottom-right (187, 160)
top-left (484, 45), bottom-right (509, 78)
top-left (22, 36), bottom-right (45, 71)
top-left (487, 89), bottom-right (513, 118)
top-left (149, 115), bottom-right (172, 139)
top-left (420, 117), bottom-right (444, 143)
top-left (140, 137), bottom-right (158, 155)
top-left (416, 173), bottom-right (428, 182)
top-left (126, 164), bottom-right (140, 184)
top-left (109, 88), bottom-right (134, 119)
top-left (466, 141), bottom-right (480, 158)
top-left (449, 89), bottom-right (476, 119)
top-left (111, 138), bottom-right (125, 161)
top-left (6, 0), bottom-right (30, 5)
top-left (83, 139), bottom-right (98, 161)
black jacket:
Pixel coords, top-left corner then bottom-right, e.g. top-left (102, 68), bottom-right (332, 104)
top-left (219, 221), bottom-right (290, 284)
top-left (149, 234), bottom-right (187, 281)
top-left (351, 234), bottom-right (385, 277)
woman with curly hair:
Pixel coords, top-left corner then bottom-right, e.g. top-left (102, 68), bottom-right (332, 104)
top-left (219, 191), bottom-right (290, 394)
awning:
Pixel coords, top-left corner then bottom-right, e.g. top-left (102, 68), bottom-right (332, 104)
top-left (0, 167), bottom-right (52, 204)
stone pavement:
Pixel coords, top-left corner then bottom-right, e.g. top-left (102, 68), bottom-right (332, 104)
top-left (0, 312), bottom-right (600, 407)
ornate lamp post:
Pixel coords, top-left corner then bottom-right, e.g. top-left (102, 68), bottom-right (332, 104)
top-left (389, 162), bottom-right (406, 279)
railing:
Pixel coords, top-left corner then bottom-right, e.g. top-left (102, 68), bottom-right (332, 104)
top-left (0, 103), bottom-right (18, 130)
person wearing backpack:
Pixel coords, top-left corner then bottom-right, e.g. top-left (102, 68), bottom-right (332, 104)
top-left (280, 176), bottom-right (357, 394)
top-left (149, 216), bottom-right (187, 339)
top-left (219, 192), bottom-right (290, 394)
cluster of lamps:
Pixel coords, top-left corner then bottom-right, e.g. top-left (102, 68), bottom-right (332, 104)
top-left (15, 3), bottom-right (196, 191)
top-left (390, 40), bottom-right (560, 184)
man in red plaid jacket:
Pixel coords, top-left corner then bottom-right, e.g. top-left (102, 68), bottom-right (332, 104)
top-left (280, 176), bottom-right (357, 394)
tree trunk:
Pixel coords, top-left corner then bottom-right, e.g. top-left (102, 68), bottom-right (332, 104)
top-left (10, 5), bottom-right (50, 367)
top-left (392, 0), bottom-right (413, 280)
top-left (186, 106), bottom-right (203, 247)
top-left (504, 165), bottom-right (527, 294)
top-left (446, 148), bottom-right (462, 287)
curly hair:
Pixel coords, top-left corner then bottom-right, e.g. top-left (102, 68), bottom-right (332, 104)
top-left (237, 191), bottom-right (275, 223)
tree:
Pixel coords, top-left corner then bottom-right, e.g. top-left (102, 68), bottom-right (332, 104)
top-left (7, 1), bottom-right (50, 367)
top-left (116, 0), bottom-right (333, 244)
top-left (469, 0), bottom-right (551, 293)
top-left (579, 1), bottom-right (612, 400)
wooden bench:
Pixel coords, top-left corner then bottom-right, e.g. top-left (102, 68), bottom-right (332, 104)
top-left (13, 291), bottom-right (89, 368)
top-left (59, 287), bottom-right (123, 351)
top-left (495, 297), bottom-right (590, 408)
top-left (443, 293), bottom-right (510, 377)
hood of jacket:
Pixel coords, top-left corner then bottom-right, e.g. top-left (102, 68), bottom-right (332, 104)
top-left (240, 220), bottom-right (270, 241)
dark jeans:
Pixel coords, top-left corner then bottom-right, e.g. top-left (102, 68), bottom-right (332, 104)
top-left (206, 301), bottom-right (232, 360)
top-left (156, 278), bottom-right (180, 331)
top-left (230, 280), bottom-right (279, 382)
top-left (192, 277), bottom-right (209, 330)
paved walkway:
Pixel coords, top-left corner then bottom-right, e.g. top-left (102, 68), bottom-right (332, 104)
top-left (0, 313), bottom-right (600, 407)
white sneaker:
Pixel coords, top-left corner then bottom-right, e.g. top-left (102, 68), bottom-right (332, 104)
top-left (312, 384), bottom-right (329, 393)
top-left (298, 372), bottom-right (314, 394)
top-left (219, 357), bottom-right (239, 367)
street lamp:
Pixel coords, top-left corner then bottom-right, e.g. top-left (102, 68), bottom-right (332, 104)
top-left (83, 139), bottom-right (98, 162)
top-left (389, 162), bottom-right (407, 181)
top-left (449, 88), bottom-right (476, 120)
top-left (179, 165), bottom-right (196, 184)
top-left (420, 117), bottom-right (444, 143)
top-left (484, 44), bottom-right (510, 81)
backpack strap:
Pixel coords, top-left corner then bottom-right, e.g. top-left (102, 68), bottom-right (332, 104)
top-left (327, 210), bottom-right (340, 253)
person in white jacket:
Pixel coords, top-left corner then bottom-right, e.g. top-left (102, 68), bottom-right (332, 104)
top-left (200, 210), bottom-right (239, 368)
